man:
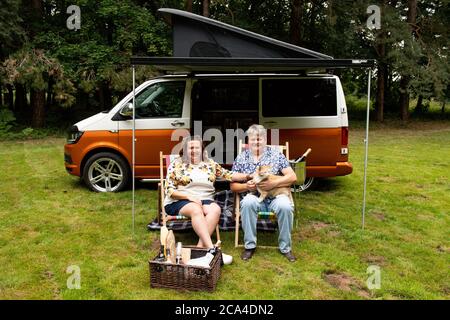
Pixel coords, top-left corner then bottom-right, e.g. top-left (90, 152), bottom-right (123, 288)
top-left (231, 124), bottom-right (298, 262)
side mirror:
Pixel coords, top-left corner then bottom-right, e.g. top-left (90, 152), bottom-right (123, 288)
top-left (119, 102), bottom-right (134, 118)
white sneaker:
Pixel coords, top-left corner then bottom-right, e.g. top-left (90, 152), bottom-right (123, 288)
top-left (186, 252), bottom-right (214, 268)
top-left (222, 253), bottom-right (233, 265)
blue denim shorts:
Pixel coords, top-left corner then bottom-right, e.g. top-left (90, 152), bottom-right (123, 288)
top-left (164, 199), bottom-right (214, 216)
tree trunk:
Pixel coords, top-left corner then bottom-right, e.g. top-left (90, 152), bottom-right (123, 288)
top-left (102, 83), bottom-right (112, 111)
top-left (74, 89), bottom-right (89, 119)
top-left (399, 77), bottom-right (410, 121)
top-left (289, 0), bottom-right (302, 45)
top-left (376, 64), bottom-right (386, 122)
top-left (96, 83), bottom-right (112, 112)
top-left (399, 0), bottom-right (417, 121)
top-left (415, 95), bottom-right (423, 110)
top-left (31, 0), bottom-right (43, 12)
top-left (407, 0), bottom-right (417, 35)
top-left (46, 79), bottom-right (54, 107)
top-left (307, 0), bottom-right (320, 47)
top-left (29, 0), bottom-right (44, 39)
top-left (202, 0), bottom-right (210, 17)
top-left (97, 87), bottom-right (105, 112)
top-left (31, 89), bottom-right (46, 128)
top-left (375, 6), bottom-right (387, 123)
top-left (15, 83), bottom-right (27, 116)
top-left (441, 101), bottom-right (446, 114)
top-left (0, 85), bottom-right (3, 106)
top-left (185, 0), bottom-right (193, 12)
top-left (6, 84), bottom-right (14, 109)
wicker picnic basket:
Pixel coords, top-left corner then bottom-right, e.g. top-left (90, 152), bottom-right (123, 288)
top-left (149, 246), bottom-right (222, 292)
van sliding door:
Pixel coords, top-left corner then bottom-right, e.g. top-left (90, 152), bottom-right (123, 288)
top-left (192, 79), bottom-right (258, 164)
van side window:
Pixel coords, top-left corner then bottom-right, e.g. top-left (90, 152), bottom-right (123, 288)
top-left (192, 80), bottom-right (259, 138)
top-left (194, 80), bottom-right (258, 111)
top-left (134, 81), bottom-right (185, 118)
top-left (262, 79), bottom-right (337, 117)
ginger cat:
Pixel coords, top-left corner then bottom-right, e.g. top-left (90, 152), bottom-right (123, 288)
top-left (252, 165), bottom-right (293, 203)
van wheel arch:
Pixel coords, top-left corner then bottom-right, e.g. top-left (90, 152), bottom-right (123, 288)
top-left (81, 148), bottom-right (129, 177)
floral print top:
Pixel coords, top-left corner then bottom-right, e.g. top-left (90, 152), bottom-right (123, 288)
top-left (232, 146), bottom-right (290, 175)
top-left (163, 156), bottom-right (233, 206)
top-left (231, 146), bottom-right (290, 196)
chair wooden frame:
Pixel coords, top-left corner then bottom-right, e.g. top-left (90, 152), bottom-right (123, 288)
top-left (158, 151), bottom-right (220, 244)
top-left (234, 141), bottom-right (294, 248)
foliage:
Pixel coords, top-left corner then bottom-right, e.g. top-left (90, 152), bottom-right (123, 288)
top-left (1, 0), bottom-right (173, 128)
top-left (0, 0), bottom-right (25, 58)
top-left (33, 0), bottom-right (172, 92)
top-left (0, 107), bottom-right (38, 139)
top-left (0, 108), bottom-right (16, 136)
top-left (0, 0), bottom-right (448, 129)
top-left (4, 48), bottom-right (76, 107)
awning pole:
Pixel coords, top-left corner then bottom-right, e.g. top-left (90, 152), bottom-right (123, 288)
top-left (132, 66), bottom-right (136, 235)
top-left (362, 69), bottom-right (372, 230)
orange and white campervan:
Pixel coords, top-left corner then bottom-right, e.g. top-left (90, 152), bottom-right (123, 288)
top-left (64, 73), bottom-right (351, 192)
top-left (64, 9), bottom-right (372, 192)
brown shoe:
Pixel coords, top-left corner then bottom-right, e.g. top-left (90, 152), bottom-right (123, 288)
top-left (241, 248), bottom-right (256, 261)
top-left (281, 251), bottom-right (296, 262)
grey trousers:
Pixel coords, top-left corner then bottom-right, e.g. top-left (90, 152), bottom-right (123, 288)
top-left (240, 193), bottom-right (294, 253)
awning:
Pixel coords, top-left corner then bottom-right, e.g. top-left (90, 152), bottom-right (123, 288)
top-left (130, 57), bottom-right (375, 73)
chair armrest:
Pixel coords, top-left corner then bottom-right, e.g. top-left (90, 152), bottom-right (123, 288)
top-left (233, 192), bottom-right (240, 220)
top-left (157, 183), bottom-right (162, 225)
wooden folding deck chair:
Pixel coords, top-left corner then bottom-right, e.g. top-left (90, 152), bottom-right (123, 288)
top-left (158, 151), bottom-right (220, 242)
top-left (234, 140), bottom-right (295, 248)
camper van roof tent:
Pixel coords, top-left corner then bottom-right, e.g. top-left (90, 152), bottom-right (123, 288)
top-left (159, 8), bottom-right (332, 60)
top-left (130, 8), bottom-right (375, 73)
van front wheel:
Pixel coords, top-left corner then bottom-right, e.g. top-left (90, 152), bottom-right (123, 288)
top-left (83, 152), bottom-right (130, 192)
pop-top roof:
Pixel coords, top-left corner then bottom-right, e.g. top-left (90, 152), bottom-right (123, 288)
top-left (130, 8), bottom-right (374, 72)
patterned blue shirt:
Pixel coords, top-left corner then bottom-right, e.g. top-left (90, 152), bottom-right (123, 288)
top-left (232, 146), bottom-right (290, 175)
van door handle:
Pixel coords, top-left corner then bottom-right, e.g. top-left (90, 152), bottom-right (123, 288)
top-left (171, 120), bottom-right (185, 126)
top-left (264, 121), bottom-right (277, 124)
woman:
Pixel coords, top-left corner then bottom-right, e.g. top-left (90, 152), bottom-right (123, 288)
top-left (231, 124), bottom-right (297, 262)
top-left (163, 135), bottom-right (252, 264)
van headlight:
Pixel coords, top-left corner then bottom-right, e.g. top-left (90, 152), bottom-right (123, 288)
top-left (67, 126), bottom-right (84, 144)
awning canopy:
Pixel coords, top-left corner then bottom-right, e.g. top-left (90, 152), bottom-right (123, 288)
top-left (130, 57), bottom-right (374, 73)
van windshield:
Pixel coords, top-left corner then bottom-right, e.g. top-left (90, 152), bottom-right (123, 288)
top-left (134, 81), bottom-right (185, 118)
top-left (262, 78), bottom-right (337, 117)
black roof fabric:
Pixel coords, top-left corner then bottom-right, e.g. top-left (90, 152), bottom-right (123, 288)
top-left (159, 8), bottom-right (332, 59)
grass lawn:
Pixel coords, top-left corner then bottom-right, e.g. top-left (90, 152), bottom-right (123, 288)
top-left (0, 120), bottom-right (449, 300)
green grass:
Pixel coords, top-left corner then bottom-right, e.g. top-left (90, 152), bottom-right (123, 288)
top-left (0, 120), bottom-right (449, 299)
